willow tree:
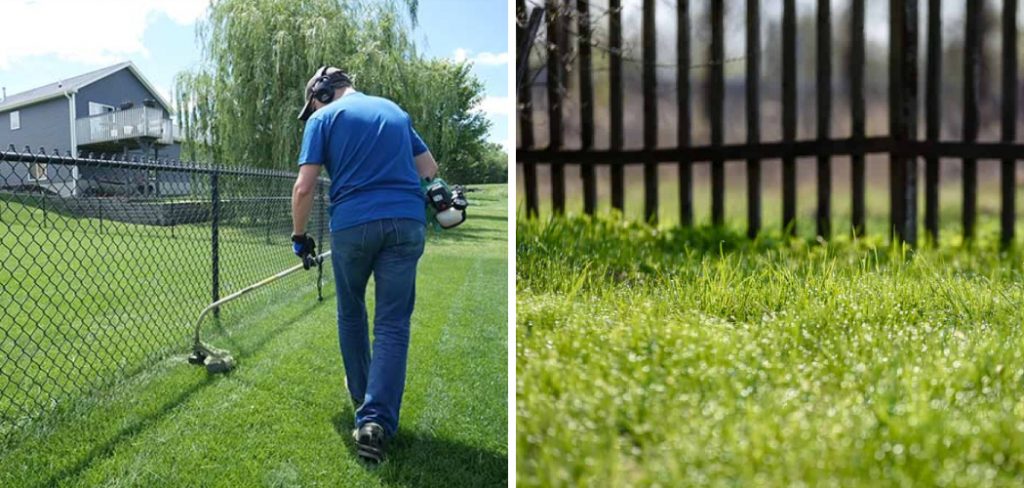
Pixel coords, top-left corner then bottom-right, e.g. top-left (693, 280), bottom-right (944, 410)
top-left (174, 0), bottom-right (491, 177)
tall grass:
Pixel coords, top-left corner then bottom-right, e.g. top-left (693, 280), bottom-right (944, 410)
top-left (517, 214), bottom-right (1024, 486)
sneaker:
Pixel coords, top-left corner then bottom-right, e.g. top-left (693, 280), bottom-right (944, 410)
top-left (352, 422), bottom-right (386, 463)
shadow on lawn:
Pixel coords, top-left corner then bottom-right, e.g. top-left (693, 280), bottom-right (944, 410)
top-left (39, 374), bottom-right (216, 487)
top-left (331, 413), bottom-right (506, 487)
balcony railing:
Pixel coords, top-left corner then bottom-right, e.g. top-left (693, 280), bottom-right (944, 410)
top-left (76, 106), bottom-right (179, 146)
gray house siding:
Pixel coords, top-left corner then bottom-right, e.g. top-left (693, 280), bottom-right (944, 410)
top-left (77, 143), bottom-right (188, 197)
top-left (76, 68), bottom-right (167, 115)
top-left (0, 96), bottom-right (72, 152)
top-left (1, 64), bottom-right (186, 198)
top-left (75, 69), bottom-right (187, 196)
top-left (0, 96), bottom-right (77, 195)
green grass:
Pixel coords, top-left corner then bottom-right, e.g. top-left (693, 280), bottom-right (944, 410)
top-left (517, 212), bottom-right (1024, 486)
top-left (0, 193), bottom-right (313, 431)
top-left (518, 165), bottom-right (1024, 242)
top-left (0, 185), bottom-right (507, 487)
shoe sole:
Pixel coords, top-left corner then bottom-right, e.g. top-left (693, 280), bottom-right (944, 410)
top-left (352, 428), bottom-right (385, 463)
top-left (356, 442), bottom-right (384, 463)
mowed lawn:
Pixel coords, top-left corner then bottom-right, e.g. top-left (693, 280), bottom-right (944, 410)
top-left (518, 214), bottom-right (1024, 486)
top-left (0, 188), bottom-right (316, 429)
top-left (0, 184), bottom-right (507, 487)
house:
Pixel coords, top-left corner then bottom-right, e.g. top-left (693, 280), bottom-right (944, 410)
top-left (0, 61), bottom-right (187, 197)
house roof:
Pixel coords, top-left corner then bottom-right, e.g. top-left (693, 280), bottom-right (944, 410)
top-left (0, 61), bottom-right (173, 114)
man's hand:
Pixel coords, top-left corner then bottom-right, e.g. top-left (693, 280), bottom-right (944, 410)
top-left (292, 233), bottom-right (316, 258)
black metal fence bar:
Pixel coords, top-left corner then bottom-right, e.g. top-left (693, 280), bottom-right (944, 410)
top-left (889, 1), bottom-right (902, 239)
top-left (516, 0), bottom-right (1022, 245)
top-left (516, 0), bottom-right (539, 217)
top-left (0, 147), bottom-right (295, 178)
top-left (963, 0), bottom-right (980, 240)
top-left (1001, 0), bottom-right (1018, 247)
top-left (520, 139), bottom-right (1024, 165)
top-left (746, 0), bottom-right (760, 239)
top-left (888, 0), bottom-right (918, 245)
top-left (850, 0), bottom-right (866, 236)
top-left (609, 0), bottom-right (625, 211)
top-left (677, 0), bottom-right (692, 226)
top-left (709, 0), bottom-right (725, 226)
top-left (781, 0), bottom-right (797, 235)
top-left (577, 0), bottom-right (597, 215)
top-left (642, 0), bottom-right (658, 222)
top-left (925, 0), bottom-right (941, 241)
top-left (211, 170), bottom-right (221, 317)
top-left (816, 0), bottom-right (832, 238)
top-left (0, 149), bottom-right (330, 439)
top-left (546, 0), bottom-right (565, 214)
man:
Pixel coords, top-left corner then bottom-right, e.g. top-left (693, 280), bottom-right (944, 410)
top-left (290, 66), bottom-right (439, 463)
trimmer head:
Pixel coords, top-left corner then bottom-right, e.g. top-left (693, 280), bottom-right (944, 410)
top-left (188, 342), bottom-right (236, 374)
top-left (187, 250), bottom-right (330, 375)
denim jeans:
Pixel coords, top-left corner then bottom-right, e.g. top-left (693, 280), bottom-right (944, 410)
top-left (330, 218), bottom-right (425, 437)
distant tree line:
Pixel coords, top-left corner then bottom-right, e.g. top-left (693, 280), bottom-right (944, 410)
top-left (174, 0), bottom-right (506, 184)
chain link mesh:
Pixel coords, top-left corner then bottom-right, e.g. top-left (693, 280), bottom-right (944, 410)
top-left (0, 146), bottom-right (331, 439)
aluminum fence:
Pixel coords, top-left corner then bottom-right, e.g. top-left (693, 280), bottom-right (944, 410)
top-left (0, 147), bottom-right (330, 438)
top-left (518, 0), bottom-right (1024, 247)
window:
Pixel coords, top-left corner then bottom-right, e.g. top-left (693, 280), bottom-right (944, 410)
top-left (88, 102), bottom-right (115, 116)
top-left (29, 162), bottom-right (47, 181)
top-left (9, 111), bottom-right (19, 130)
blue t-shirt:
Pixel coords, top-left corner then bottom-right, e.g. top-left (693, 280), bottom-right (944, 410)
top-left (298, 92), bottom-right (428, 231)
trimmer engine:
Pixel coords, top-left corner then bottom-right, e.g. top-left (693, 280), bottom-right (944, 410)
top-left (424, 178), bottom-right (468, 229)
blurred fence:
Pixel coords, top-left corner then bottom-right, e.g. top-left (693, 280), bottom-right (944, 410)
top-left (518, 0), bottom-right (1024, 246)
top-left (0, 147), bottom-right (330, 439)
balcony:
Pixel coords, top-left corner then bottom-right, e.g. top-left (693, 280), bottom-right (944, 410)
top-left (76, 106), bottom-right (180, 147)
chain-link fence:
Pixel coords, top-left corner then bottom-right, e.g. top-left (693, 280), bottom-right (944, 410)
top-left (0, 147), bottom-right (331, 439)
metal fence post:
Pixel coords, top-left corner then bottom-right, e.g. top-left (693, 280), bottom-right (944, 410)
top-left (211, 170), bottom-right (220, 318)
top-left (891, 0), bottom-right (918, 246)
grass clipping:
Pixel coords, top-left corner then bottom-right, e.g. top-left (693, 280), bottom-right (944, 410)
top-left (517, 215), bottom-right (1024, 487)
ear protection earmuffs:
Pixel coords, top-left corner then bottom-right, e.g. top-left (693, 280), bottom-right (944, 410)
top-left (311, 66), bottom-right (352, 105)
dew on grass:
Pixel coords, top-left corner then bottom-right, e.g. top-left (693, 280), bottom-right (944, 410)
top-left (518, 215), bottom-right (1024, 485)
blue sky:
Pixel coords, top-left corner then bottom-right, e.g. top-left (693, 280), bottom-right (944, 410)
top-left (0, 0), bottom-right (508, 148)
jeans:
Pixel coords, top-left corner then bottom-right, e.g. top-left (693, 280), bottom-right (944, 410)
top-left (330, 218), bottom-right (425, 437)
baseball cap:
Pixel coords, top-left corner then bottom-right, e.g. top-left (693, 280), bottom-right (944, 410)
top-left (298, 66), bottom-right (348, 121)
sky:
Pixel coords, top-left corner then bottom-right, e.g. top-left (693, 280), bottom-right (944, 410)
top-left (0, 0), bottom-right (509, 149)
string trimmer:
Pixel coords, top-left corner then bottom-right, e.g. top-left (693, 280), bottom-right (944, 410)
top-left (188, 251), bottom-right (331, 373)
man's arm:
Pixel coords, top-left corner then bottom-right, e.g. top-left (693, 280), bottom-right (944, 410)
top-left (415, 150), bottom-right (439, 179)
top-left (292, 164), bottom-right (321, 235)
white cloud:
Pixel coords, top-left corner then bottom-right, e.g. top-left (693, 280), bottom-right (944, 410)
top-left (452, 49), bottom-right (509, 67)
top-left (0, 0), bottom-right (208, 69)
top-left (472, 51), bottom-right (509, 66)
top-left (476, 96), bottom-right (510, 116)
top-left (453, 48), bottom-right (471, 64)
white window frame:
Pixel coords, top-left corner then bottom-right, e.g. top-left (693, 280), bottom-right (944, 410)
top-left (88, 102), bottom-right (115, 116)
top-left (9, 110), bottom-right (20, 130)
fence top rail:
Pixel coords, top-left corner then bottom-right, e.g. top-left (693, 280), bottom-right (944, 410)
top-left (517, 138), bottom-right (1024, 165)
top-left (0, 147), bottom-right (303, 180)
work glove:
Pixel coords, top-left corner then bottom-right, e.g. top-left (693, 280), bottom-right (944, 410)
top-left (291, 233), bottom-right (316, 258)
